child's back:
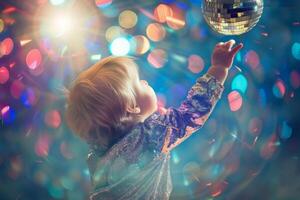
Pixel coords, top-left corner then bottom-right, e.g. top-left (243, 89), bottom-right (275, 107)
top-left (65, 40), bottom-right (242, 200)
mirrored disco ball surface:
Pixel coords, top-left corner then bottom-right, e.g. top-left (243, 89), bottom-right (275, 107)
top-left (202, 0), bottom-right (264, 35)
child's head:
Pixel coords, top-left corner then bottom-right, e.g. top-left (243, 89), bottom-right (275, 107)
top-left (65, 56), bottom-right (157, 142)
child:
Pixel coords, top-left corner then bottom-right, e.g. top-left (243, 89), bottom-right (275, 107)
top-left (65, 39), bottom-right (243, 200)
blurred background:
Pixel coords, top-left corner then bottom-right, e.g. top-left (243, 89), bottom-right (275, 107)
top-left (0, 0), bottom-right (300, 199)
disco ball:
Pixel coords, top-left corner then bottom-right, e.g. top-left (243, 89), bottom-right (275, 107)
top-left (202, 0), bottom-right (264, 35)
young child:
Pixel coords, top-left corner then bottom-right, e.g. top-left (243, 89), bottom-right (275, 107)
top-left (65, 39), bottom-right (243, 200)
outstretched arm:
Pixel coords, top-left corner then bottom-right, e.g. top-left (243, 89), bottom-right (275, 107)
top-left (145, 40), bottom-right (243, 154)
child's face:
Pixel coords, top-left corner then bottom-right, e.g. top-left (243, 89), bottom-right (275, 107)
top-left (133, 71), bottom-right (157, 121)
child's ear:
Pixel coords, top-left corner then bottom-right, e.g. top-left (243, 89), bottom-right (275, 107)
top-left (126, 106), bottom-right (141, 114)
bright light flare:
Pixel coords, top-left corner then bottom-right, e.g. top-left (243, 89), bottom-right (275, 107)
top-left (47, 14), bottom-right (74, 38)
top-left (39, 9), bottom-right (78, 39)
top-left (110, 37), bottom-right (130, 56)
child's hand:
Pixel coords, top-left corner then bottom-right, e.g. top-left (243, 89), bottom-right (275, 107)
top-left (211, 39), bottom-right (243, 69)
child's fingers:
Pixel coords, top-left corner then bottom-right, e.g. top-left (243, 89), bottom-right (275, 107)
top-left (224, 39), bottom-right (236, 50)
top-left (230, 43), bottom-right (243, 57)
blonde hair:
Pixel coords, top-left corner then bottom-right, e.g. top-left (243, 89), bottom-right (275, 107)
top-left (65, 56), bottom-right (141, 146)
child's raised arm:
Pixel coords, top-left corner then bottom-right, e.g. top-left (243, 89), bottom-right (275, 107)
top-left (144, 40), bottom-right (243, 154)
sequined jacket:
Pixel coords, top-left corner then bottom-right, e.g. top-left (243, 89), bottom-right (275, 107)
top-left (87, 73), bottom-right (224, 200)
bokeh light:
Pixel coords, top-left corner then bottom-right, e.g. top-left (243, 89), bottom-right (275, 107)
top-left (130, 35), bottom-right (150, 55)
top-left (90, 54), bottom-right (102, 61)
top-left (1, 37), bottom-right (14, 56)
top-left (272, 79), bottom-right (286, 98)
top-left (20, 87), bottom-right (40, 107)
top-left (44, 110), bottom-right (62, 129)
top-left (172, 150), bottom-right (180, 164)
top-left (2, 106), bottom-right (16, 124)
top-left (35, 134), bottom-right (51, 157)
top-left (279, 121), bottom-right (292, 140)
top-left (188, 54), bottom-right (204, 74)
top-left (290, 70), bottom-right (300, 89)
top-left (10, 80), bottom-right (25, 99)
top-left (210, 181), bottom-right (227, 197)
top-left (146, 23), bottom-right (166, 42)
top-left (1, 105), bottom-right (10, 116)
top-left (244, 50), bottom-right (260, 69)
top-left (231, 74), bottom-right (248, 94)
top-left (95, 0), bottom-right (113, 8)
top-left (60, 141), bottom-right (74, 159)
top-left (154, 4), bottom-right (173, 23)
top-left (228, 90), bottom-right (243, 112)
top-left (147, 48), bottom-right (168, 68)
top-left (110, 37), bottom-right (130, 56)
top-left (0, 66), bottom-right (9, 84)
top-left (166, 4), bottom-right (185, 30)
top-left (119, 10), bottom-right (138, 29)
top-left (105, 26), bottom-right (124, 42)
top-left (248, 117), bottom-right (263, 136)
top-left (292, 42), bottom-right (300, 60)
top-left (26, 49), bottom-right (42, 70)
top-left (0, 18), bottom-right (4, 33)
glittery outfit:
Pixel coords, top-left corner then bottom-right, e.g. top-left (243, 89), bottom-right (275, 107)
top-left (87, 73), bottom-right (224, 200)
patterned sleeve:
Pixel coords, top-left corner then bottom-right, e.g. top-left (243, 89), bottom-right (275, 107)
top-left (144, 72), bottom-right (225, 154)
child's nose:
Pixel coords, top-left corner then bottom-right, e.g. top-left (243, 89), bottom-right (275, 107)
top-left (141, 80), bottom-right (148, 86)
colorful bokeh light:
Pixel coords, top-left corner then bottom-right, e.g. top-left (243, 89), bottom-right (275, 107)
top-left (228, 90), bottom-right (243, 112)
top-left (272, 79), bottom-right (286, 98)
top-left (291, 42), bottom-right (300, 60)
top-left (146, 23), bottom-right (166, 42)
top-left (188, 54), bottom-right (204, 74)
top-left (166, 4), bottom-right (185, 30)
top-left (147, 48), bottom-right (168, 68)
top-left (248, 117), bottom-right (263, 136)
top-left (20, 88), bottom-right (39, 107)
top-left (231, 74), bottom-right (248, 94)
top-left (290, 70), bottom-right (300, 89)
top-left (279, 121), bottom-right (292, 139)
top-left (0, 66), bottom-right (9, 84)
top-left (95, 0), bottom-right (112, 8)
top-left (154, 4), bottom-right (173, 23)
top-left (110, 37), bottom-right (130, 56)
top-left (35, 134), bottom-right (51, 157)
top-left (1, 37), bottom-right (14, 56)
top-left (26, 49), bottom-right (42, 70)
top-left (244, 50), bottom-right (260, 69)
top-left (119, 10), bottom-right (138, 29)
top-left (105, 26), bottom-right (124, 42)
top-left (130, 35), bottom-right (150, 55)
top-left (10, 80), bottom-right (25, 99)
top-left (0, 18), bottom-right (4, 33)
top-left (44, 110), bottom-right (62, 129)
